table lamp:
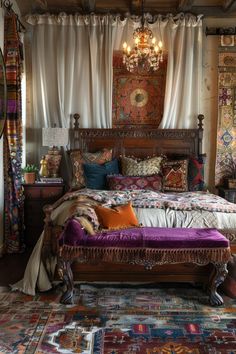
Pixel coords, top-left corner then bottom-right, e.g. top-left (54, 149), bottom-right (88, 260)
top-left (42, 127), bottom-right (69, 178)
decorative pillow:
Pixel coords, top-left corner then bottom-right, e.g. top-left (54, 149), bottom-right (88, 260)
top-left (70, 148), bottom-right (113, 189)
top-left (107, 174), bottom-right (162, 191)
top-left (58, 218), bottom-right (87, 247)
top-left (162, 159), bottom-right (188, 192)
top-left (83, 159), bottom-right (119, 190)
top-left (188, 156), bottom-right (205, 191)
top-left (95, 202), bottom-right (139, 230)
top-left (121, 156), bottom-right (163, 176)
top-left (83, 149), bottom-right (113, 164)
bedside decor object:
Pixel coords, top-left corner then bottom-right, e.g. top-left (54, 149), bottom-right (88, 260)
top-left (39, 155), bottom-right (49, 177)
top-left (42, 127), bottom-right (69, 178)
top-left (22, 164), bottom-right (38, 184)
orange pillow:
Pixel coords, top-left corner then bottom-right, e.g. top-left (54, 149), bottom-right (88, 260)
top-left (95, 202), bottom-right (139, 230)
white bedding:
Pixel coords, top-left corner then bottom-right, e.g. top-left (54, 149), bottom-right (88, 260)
top-left (12, 190), bottom-right (236, 296)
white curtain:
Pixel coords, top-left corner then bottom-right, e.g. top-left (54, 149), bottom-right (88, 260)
top-left (25, 13), bottom-right (202, 172)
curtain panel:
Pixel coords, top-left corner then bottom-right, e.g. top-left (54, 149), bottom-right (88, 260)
top-left (26, 13), bottom-right (202, 132)
top-left (4, 14), bottom-right (24, 253)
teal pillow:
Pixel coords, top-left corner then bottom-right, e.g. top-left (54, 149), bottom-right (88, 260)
top-left (83, 159), bottom-right (119, 189)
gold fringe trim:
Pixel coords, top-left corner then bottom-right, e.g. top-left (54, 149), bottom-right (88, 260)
top-left (58, 245), bottom-right (231, 266)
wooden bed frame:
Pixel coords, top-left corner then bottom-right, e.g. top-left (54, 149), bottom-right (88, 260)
top-left (71, 113), bottom-right (205, 158)
top-left (43, 113), bottom-right (235, 290)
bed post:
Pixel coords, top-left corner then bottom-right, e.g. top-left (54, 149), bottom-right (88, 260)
top-left (197, 114), bottom-right (204, 156)
top-left (42, 205), bottom-right (56, 281)
top-left (72, 113), bottom-right (80, 149)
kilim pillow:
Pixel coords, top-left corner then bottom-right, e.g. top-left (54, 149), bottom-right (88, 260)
top-left (107, 174), bottom-right (162, 191)
top-left (162, 159), bottom-right (188, 192)
top-left (188, 156), bottom-right (205, 191)
top-left (70, 148), bottom-right (113, 189)
top-left (95, 202), bottom-right (139, 230)
top-left (121, 156), bottom-right (163, 176)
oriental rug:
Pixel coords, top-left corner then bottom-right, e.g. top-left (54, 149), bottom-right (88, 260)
top-left (0, 284), bottom-right (235, 353)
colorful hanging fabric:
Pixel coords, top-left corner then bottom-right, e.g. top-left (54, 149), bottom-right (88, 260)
top-left (3, 14), bottom-right (24, 253)
top-left (215, 35), bottom-right (236, 186)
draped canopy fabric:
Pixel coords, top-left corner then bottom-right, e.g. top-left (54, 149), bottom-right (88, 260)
top-left (25, 12), bottom-right (202, 134)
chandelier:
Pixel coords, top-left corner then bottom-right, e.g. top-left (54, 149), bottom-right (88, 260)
top-left (122, 0), bottom-right (163, 73)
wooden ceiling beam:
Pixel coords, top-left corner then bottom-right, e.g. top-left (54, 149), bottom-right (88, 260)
top-left (81, 0), bottom-right (96, 13)
top-left (130, 0), bottom-right (141, 14)
top-left (222, 0), bottom-right (236, 11)
top-left (178, 0), bottom-right (194, 11)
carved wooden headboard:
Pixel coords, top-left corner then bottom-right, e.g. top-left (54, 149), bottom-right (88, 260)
top-left (70, 114), bottom-right (205, 159)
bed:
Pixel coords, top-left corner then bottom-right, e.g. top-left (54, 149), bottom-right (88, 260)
top-left (14, 113), bottom-right (236, 297)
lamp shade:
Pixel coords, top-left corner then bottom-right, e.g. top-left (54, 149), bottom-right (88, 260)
top-left (42, 127), bottom-right (69, 147)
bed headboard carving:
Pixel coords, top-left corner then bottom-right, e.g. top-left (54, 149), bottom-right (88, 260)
top-left (71, 114), bottom-right (205, 159)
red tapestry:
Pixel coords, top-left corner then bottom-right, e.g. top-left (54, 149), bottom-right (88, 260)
top-left (112, 51), bottom-right (167, 128)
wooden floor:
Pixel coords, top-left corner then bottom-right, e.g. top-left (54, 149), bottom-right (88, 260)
top-left (0, 249), bottom-right (32, 286)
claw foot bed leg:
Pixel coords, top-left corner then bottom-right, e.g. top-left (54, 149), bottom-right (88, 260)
top-left (57, 258), bottom-right (74, 304)
top-left (208, 262), bottom-right (228, 306)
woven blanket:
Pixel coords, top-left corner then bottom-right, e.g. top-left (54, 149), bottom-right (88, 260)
top-left (51, 189), bottom-right (236, 213)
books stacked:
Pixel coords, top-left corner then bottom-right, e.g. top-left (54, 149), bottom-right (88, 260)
top-left (37, 177), bottom-right (64, 184)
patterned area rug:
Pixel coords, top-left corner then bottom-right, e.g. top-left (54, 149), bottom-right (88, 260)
top-left (0, 284), bottom-right (235, 353)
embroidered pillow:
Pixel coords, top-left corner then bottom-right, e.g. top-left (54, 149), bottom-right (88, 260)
top-left (121, 156), bottom-right (163, 176)
top-left (107, 174), bottom-right (162, 191)
top-left (83, 159), bottom-right (119, 190)
top-left (95, 202), bottom-right (139, 230)
top-left (70, 148), bottom-right (113, 189)
top-left (188, 156), bottom-right (205, 191)
top-left (162, 159), bottom-right (188, 192)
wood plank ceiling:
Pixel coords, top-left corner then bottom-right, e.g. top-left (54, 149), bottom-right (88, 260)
top-left (15, 0), bottom-right (236, 17)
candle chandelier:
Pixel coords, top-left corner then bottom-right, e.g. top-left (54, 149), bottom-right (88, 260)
top-left (123, 0), bottom-right (163, 73)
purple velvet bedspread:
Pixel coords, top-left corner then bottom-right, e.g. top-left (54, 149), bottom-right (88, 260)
top-left (59, 219), bottom-right (229, 249)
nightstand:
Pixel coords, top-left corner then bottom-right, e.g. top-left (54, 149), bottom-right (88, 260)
top-left (23, 182), bottom-right (65, 248)
top-left (218, 186), bottom-right (236, 203)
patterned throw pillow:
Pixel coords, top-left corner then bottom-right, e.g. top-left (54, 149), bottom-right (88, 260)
top-left (107, 174), bottom-right (162, 191)
top-left (95, 202), bottom-right (139, 230)
top-left (121, 156), bottom-right (163, 176)
top-left (162, 159), bottom-right (188, 192)
top-left (70, 148), bottom-right (113, 189)
top-left (188, 156), bottom-right (205, 191)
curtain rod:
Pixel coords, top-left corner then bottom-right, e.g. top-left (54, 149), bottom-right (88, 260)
top-left (205, 26), bottom-right (236, 36)
top-left (1, 0), bottom-right (26, 32)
